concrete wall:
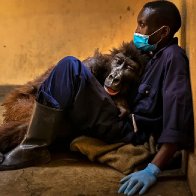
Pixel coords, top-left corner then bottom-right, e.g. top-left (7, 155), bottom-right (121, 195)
top-left (0, 0), bottom-right (148, 85)
top-left (169, 1), bottom-right (196, 195)
top-left (184, 0), bottom-right (196, 195)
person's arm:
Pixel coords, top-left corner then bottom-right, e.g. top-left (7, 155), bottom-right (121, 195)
top-left (118, 143), bottom-right (178, 196)
top-left (151, 143), bottom-right (178, 169)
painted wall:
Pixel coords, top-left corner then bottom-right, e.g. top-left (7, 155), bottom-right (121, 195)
top-left (169, 1), bottom-right (196, 194)
top-left (184, 0), bottom-right (196, 195)
top-left (0, 0), bottom-right (149, 85)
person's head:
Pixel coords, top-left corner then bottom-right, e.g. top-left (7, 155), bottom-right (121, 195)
top-left (133, 0), bottom-right (181, 52)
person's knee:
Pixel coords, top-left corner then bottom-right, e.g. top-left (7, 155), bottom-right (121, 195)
top-left (54, 55), bottom-right (92, 81)
top-left (58, 56), bottom-right (80, 67)
top-left (55, 56), bottom-right (82, 74)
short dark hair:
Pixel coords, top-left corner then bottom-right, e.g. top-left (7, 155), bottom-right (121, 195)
top-left (144, 1), bottom-right (181, 35)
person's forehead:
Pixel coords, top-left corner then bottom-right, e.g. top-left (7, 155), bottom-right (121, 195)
top-left (137, 7), bottom-right (159, 27)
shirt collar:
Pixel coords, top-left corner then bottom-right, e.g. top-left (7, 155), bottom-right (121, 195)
top-left (151, 37), bottom-right (178, 60)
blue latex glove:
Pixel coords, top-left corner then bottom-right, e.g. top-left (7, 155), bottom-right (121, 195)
top-left (118, 163), bottom-right (161, 195)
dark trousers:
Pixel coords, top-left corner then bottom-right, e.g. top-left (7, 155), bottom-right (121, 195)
top-left (36, 56), bottom-right (135, 144)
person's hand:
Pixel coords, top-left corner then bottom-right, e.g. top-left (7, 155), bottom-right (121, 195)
top-left (118, 163), bottom-right (161, 195)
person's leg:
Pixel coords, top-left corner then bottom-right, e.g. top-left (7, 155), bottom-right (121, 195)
top-left (0, 56), bottom-right (134, 170)
top-left (0, 56), bottom-right (82, 170)
top-left (36, 56), bottom-right (134, 143)
top-left (36, 56), bottom-right (88, 110)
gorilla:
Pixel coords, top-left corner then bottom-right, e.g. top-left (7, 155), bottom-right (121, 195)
top-left (0, 42), bottom-right (150, 153)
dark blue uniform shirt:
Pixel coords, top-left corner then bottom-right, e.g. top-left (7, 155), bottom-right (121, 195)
top-left (132, 38), bottom-right (194, 148)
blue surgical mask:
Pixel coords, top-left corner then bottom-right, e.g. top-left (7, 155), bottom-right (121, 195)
top-left (133, 26), bottom-right (165, 52)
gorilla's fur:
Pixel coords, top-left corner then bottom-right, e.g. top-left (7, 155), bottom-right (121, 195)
top-left (0, 42), bottom-right (149, 153)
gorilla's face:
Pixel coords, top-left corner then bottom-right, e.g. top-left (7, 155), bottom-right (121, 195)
top-left (104, 53), bottom-right (142, 96)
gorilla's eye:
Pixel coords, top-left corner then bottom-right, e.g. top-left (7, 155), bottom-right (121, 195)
top-left (127, 65), bottom-right (135, 71)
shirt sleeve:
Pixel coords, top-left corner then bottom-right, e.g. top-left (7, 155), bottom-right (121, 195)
top-left (157, 48), bottom-right (194, 148)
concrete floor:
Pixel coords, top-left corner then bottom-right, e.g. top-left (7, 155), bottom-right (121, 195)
top-left (0, 153), bottom-right (193, 196)
top-left (0, 86), bottom-right (193, 196)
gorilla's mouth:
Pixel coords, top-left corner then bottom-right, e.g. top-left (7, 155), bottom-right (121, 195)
top-left (104, 85), bottom-right (120, 96)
